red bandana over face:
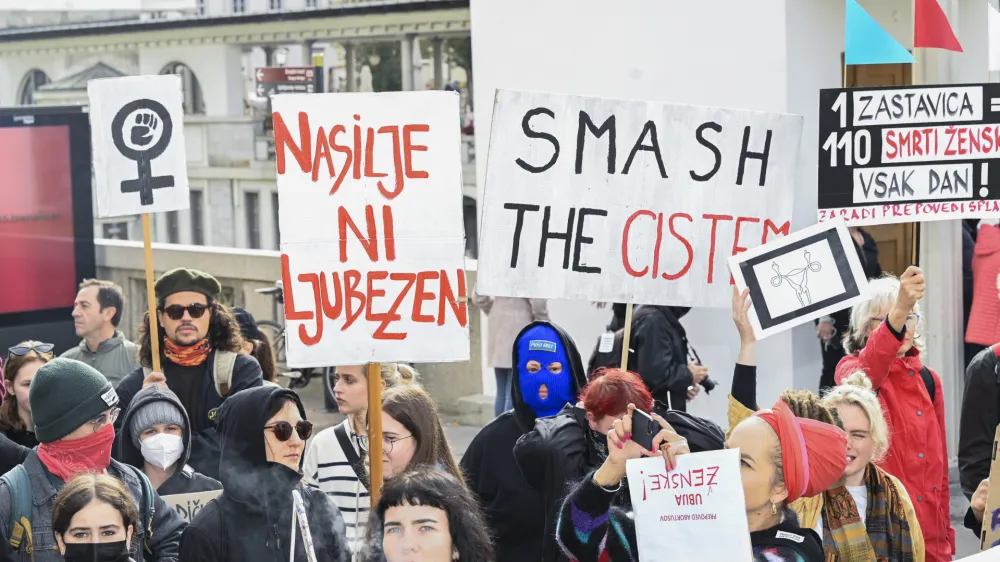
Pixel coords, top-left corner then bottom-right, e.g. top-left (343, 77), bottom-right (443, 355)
top-left (37, 424), bottom-right (115, 482)
top-left (164, 338), bottom-right (212, 367)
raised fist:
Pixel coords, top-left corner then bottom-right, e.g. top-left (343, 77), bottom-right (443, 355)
top-left (130, 112), bottom-right (159, 147)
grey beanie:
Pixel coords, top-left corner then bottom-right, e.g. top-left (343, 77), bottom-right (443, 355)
top-left (30, 358), bottom-right (116, 443)
top-left (129, 400), bottom-right (186, 450)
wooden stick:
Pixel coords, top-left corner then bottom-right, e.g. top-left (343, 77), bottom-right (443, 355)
top-left (142, 214), bottom-right (161, 373)
top-left (911, 222), bottom-right (919, 266)
top-left (367, 362), bottom-right (384, 507)
top-left (620, 303), bottom-right (634, 370)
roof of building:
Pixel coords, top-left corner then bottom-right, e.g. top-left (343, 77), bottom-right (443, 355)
top-left (37, 61), bottom-right (126, 91)
top-left (0, 0), bottom-right (469, 42)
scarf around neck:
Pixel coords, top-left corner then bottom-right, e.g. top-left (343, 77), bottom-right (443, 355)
top-left (822, 464), bottom-right (914, 562)
top-left (164, 338), bottom-right (212, 367)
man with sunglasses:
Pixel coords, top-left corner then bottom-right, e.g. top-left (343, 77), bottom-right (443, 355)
top-left (113, 268), bottom-right (263, 481)
top-left (0, 358), bottom-right (186, 561)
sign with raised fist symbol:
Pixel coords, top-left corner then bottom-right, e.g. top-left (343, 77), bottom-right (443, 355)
top-left (89, 74), bottom-right (190, 218)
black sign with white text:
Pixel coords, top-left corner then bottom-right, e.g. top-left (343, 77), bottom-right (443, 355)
top-left (817, 83), bottom-right (1000, 225)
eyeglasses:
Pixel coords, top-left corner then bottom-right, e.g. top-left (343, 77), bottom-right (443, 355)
top-left (160, 303), bottom-right (210, 321)
top-left (8, 342), bottom-right (54, 361)
top-left (265, 420), bottom-right (314, 442)
top-left (89, 408), bottom-right (120, 433)
top-left (871, 314), bottom-right (920, 329)
top-left (383, 434), bottom-right (413, 454)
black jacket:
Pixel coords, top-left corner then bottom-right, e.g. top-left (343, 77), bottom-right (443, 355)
top-left (114, 351), bottom-right (263, 480)
top-left (959, 345), bottom-right (1000, 499)
top-left (631, 305), bottom-right (693, 411)
top-left (117, 385), bottom-right (222, 497)
top-left (460, 321), bottom-right (587, 562)
top-left (179, 386), bottom-right (350, 562)
top-left (0, 434), bottom-right (27, 477)
top-left (0, 428), bottom-right (36, 450)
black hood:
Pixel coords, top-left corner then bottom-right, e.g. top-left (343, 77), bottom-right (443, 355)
top-left (216, 386), bottom-right (307, 511)
top-left (668, 306), bottom-right (691, 319)
top-left (117, 384), bottom-right (191, 471)
top-left (510, 321), bottom-right (587, 433)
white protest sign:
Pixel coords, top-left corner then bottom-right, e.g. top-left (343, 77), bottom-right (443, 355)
top-left (961, 548), bottom-right (1000, 561)
top-left (728, 218), bottom-right (871, 339)
top-left (273, 91), bottom-right (469, 367)
top-left (477, 90), bottom-right (803, 308)
top-left (626, 449), bottom-right (752, 561)
top-left (161, 490), bottom-right (221, 523)
top-left (89, 74), bottom-right (189, 218)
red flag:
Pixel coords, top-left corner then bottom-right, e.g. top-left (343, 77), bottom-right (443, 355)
top-left (914, 0), bottom-right (963, 51)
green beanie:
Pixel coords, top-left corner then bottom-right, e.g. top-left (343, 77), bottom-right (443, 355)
top-left (154, 268), bottom-right (222, 302)
top-left (30, 358), bottom-right (118, 443)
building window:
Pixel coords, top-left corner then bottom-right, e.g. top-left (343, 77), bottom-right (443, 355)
top-left (305, 0), bottom-right (316, 6)
top-left (232, 0), bottom-right (245, 13)
top-left (245, 192), bottom-right (261, 249)
top-left (196, 0), bottom-right (205, 15)
top-left (166, 211), bottom-right (180, 244)
top-left (272, 192), bottom-right (280, 249)
top-left (191, 190), bottom-right (205, 245)
top-left (159, 62), bottom-right (205, 115)
top-left (18, 69), bottom-right (49, 105)
top-left (102, 222), bottom-right (129, 240)
top-left (269, 0), bottom-right (281, 9)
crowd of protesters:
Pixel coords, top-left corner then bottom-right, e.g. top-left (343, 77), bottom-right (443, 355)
top-left (0, 221), bottom-right (997, 562)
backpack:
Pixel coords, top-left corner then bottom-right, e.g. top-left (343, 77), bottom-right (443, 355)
top-left (1, 463), bottom-right (156, 556)
top-left (587, 307), bottom-right (662, 373)
top-left (872, 365), bottom-right (935, 403)
top-left (144, 350), bottom-right (237, 398)
top-left (655, 404), bottom-right (726, 453)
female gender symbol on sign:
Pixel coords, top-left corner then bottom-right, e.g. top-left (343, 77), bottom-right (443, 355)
top-left (111, 98), bottom-right (175, 206)
top-left (770, 250), bottom-right (823, 307)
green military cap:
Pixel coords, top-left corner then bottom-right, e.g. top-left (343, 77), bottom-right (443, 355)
top-left (154, 267), bottom-right (222, 301)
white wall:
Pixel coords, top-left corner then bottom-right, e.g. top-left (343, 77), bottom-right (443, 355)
top-left (139, 43), bottom-right (245, 115)
top-left (470, 0), bottom-right (798, 426)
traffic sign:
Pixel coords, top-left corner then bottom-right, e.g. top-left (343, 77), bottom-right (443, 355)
top-left (255, 67), bottom-right (319, 98)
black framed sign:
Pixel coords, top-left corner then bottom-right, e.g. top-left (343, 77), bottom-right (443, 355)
top-left (728, 219), bottom-right (870, 339)
top-left (817, 83), bottom-right (1000, 226)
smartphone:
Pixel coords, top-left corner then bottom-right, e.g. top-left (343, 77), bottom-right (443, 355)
top-left (630, 408), bottom-right (658, 452)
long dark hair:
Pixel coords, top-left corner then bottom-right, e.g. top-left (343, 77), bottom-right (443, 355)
top-left (251, 332), bottom-right (277, 383)
top-left (137, 298), bottom-right (243, 369)
top-left (52, 473), bottom-right (139, 541)
top-left (381, 385), bottom-right (463, 484)
top-left (362, 469), bottom-right (494, 562)
top-left (0, 342), bottom-right (53, 431)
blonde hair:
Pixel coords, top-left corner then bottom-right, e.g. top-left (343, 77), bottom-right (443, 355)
top-left (822, 371), bottom-right (891, 463)
top-left (380, 363), bottom-right (420, 389)
top-left (843, 275), bottom-right (923, 355)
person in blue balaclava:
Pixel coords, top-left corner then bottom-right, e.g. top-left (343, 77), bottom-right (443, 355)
top-left (460, 321), bottom-right (586, 562)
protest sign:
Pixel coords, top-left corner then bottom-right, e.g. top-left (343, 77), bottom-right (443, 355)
top-left (817, 83), bottom-right (1000, 225)
top-left (626, 448), bottom-right (752, 561)
top-left (963, 547), bottom-right (1000, 560)
top-left (273, 91), bottom-right (469, 367)
top-left (89, 74), bottom-right (189, 218)
top-left (161, 490), bottom-right (222, 523)
top-left (728, 218), bottom-right (870, 339)
top-left (981, 426), bottom-right (1000, 550)
top-left (477, 90), bottom-right (803, 308)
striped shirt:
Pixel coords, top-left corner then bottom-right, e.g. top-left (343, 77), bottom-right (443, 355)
top-left (303, 419), bottom-right (370, 556)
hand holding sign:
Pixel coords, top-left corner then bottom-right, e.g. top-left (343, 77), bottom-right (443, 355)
top-left (973, 478), bottom-right (990, 523)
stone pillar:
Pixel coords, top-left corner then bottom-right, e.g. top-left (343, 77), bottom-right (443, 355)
top-left (432, 37), bottom-right (445, 89)
top-left (343, 42), bottom-right (356, 92)
top-left (400, 36), bottom-right (414, 91)
top-left (262, 46), bottom-right (275, 67)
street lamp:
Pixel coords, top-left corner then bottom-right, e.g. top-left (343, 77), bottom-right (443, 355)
top-left (368, 53), bottom-right (381, 66)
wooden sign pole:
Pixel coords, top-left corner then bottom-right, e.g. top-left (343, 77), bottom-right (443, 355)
top-left (367, 362), bottom-right (384, 507)
top-left (981, 425), bottom-right (1000, 550)
top-left (142, 214), bottom-right (162, 373)
top-left (620, 303), bottom-right (634, 370)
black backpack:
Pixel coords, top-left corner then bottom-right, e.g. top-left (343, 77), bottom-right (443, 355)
top-left (872, 366), bottom-right (935, 403)
top-left (654, 403), bottom-right (726, 453)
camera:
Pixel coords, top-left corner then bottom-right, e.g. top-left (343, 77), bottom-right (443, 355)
top-left (700, 376), bottom-right (717, 394)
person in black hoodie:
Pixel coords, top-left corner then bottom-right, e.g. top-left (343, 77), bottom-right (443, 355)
top-left (179, 386), bottom-right (350, 562)
top-left (459, 321), bottom-right (587, 562)
top-left (117, 384), bottom-right (222, 496)
top-left (630, 305), bottom-right (705, 411)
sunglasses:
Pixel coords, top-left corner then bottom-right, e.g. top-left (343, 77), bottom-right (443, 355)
top-left (7, 342), bottom-right (54, 362)
top-left (265, 420), bottom-right (313, 442)
top-left (160, 303), bottom-right (210, 321)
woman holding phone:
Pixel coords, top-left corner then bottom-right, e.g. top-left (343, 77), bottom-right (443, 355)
top-left (556, 399), bottom-right (847, 561)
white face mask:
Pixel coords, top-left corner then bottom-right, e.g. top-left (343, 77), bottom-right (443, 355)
top-left (140, 433), bottom-right (184, 470)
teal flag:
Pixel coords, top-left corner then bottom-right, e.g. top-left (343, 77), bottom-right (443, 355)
top-left (845, 0), bottom-right (914, 65)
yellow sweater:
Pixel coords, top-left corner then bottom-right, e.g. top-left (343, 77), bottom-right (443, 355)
top-left (727, 395), bottom-right (925, 562)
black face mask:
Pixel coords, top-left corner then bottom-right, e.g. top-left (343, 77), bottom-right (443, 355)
top-left (62, 540), bottom-right (131, 562)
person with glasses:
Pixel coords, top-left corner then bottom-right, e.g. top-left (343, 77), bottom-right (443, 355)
top-left (380, 385), bottom-right (463, 483)
top-left (838, 266), bottom-right (954, 562)
top-left (0, 341), bottom-right (54, 448)
top-left (180, 386), bottom-right (350, 562)
top-left (117, 383), bottom-right (221, 496)
top-left (113, 268), bottom-right (263, 481)
top-left (0, 358), bottom-right (186, 561)
top-left (302, 363), bottom-right (419, 556)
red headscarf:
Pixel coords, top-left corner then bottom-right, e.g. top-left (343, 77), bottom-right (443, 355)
top-left (754, 399), bottom-right (848, 504)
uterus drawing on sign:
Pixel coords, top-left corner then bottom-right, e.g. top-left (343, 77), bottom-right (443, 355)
top-left (769, 250), bottom-right (822, 307)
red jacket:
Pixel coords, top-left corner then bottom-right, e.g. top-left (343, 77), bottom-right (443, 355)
top-left (835, 321), bottom-right (954, 562)
top-left (967, 224), bottom-right (1000, 346)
